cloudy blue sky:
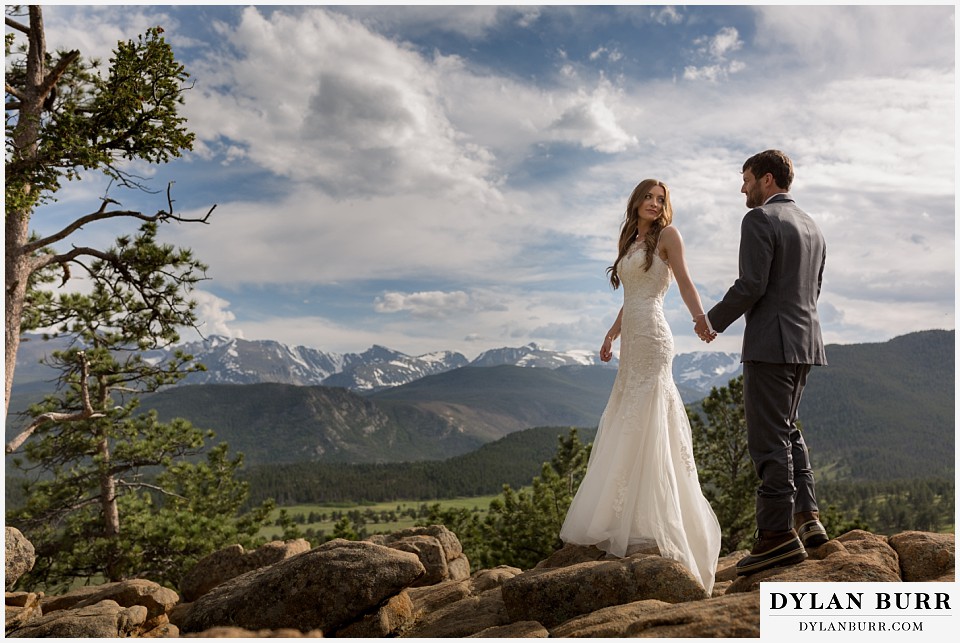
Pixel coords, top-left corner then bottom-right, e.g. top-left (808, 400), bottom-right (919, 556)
top-left (31, 3), bottom-right (955, 359)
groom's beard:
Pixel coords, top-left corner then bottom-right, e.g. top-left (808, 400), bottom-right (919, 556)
top-left (745, 184), bottom-right (764, 208)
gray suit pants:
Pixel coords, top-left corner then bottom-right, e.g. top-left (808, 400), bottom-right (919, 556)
top-left (742, 362), bottom-right (819, 532)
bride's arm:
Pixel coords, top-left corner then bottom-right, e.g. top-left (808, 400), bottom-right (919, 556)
top-left (660, 226), bottom-right (708, 322)
top-left (600, 307), bottom-right (623, 362)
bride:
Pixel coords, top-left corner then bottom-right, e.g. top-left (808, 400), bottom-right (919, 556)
top-left (559, 178), bottom-right (721, 594)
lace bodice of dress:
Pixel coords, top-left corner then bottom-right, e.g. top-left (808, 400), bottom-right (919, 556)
top-left (618, 241), bottom-right (674, 377)
top-left (621, 240), bottom-right (671, 302)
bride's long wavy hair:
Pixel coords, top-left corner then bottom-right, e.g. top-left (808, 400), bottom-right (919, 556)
top-left (606, 178), bottom-right (673, 289)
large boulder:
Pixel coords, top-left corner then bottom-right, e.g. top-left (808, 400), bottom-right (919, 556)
top-left (888, 531), bottom-right (955, 582)
top-left (179, 539), bottom-right (424, 634)
top-left (7, 599), bottom-right (147, 638)
top-left (501, 554), bottom-right (708, 628)
top-left (4, 528), bottom-right (35, 591)
top-left (180, 538), bottom-right (311, 601)
top-left (368, 525), bottom-right (470, 585)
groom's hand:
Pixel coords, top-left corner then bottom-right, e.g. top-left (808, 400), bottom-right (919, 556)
top-left (694, 315), bottom-right (716, 343)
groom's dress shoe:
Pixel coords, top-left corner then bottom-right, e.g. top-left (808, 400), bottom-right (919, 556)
top-left (794, 510), bottom-right (829, 548)
top-left (735, 530), bottom-right (807, 576)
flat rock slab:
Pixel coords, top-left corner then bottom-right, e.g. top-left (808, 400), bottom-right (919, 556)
top-left (502, 554), bottom-right (708, 628)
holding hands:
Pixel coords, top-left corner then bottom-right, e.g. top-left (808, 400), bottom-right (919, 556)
top-left (694, 314), bottom-right (717, 343)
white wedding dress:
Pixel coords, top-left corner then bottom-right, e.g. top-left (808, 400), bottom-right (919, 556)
top-left (559, 239), bottom-right (721, 594)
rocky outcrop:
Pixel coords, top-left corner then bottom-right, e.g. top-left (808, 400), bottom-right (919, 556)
top-left (8, 599), bottom-right (151, 638)
top-left (40, 578), bottom-right (178, 631)
top-left (179, 538), bottom-right (311, 601)
top-left (5, 525), bottom-right (954, 638)
top-left (4, 527), bottom-right (35, 591)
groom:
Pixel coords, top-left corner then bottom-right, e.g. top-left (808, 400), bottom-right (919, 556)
top-left (695, 149), bottom-right (829, 575)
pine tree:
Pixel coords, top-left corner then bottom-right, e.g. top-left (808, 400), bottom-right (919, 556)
top-left (687, 376), bottom-right (757, 553)
top-left (6, 223), bottom-right (272, 591)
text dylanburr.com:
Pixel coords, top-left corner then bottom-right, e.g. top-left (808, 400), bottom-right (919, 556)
top-left (761, 582), bottom-right (955, 639)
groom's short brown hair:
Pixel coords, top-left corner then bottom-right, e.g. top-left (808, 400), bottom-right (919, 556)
top-left (743, 150), bottom-right (794, 191)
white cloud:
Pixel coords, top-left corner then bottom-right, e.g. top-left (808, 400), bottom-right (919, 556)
top-left (190, 290), bottom-right (243, 339)
top-left (683, 26), bottom-right (746, 83)
top-left (549, 86), bottom-right (638, 154)
top-left (374, 290), bottom-right (471, 318)
top-left (650, 6), bottom-right (684, 26)
top-left (182, 6), bottom-right (647, 195)
top-left (705, 26), bottom-right (743, 59)
top-left (185, 7), bottom-right (496, 199)
top-left (166, 187), bottom-right (538, 288)
top-left (589, 46), bottom-right (623, 63)
top-left (43, 5), bottom-right (178, 64)
top-left (336, 5), bottom-right (532, 40)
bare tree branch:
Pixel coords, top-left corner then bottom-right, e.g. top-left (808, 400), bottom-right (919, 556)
top-left (38, 49), bottom-right (80, 101)
top-left (115, 479), bottom-right (187, 501)
top-left (5, 16), bottom-right (29, 34)
top-left (5, 352), bottom-right (104, 453)
top-left (23, 186), bottom-right (215, 257)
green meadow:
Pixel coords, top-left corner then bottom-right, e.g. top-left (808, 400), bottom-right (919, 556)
top-left (259, 495), bottom-right (501, 541)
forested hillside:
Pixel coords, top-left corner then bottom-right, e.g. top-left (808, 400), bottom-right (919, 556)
top-left (798, 329), bottom-right (953, 480)
top-left (240, 426), bottom-right (597, 506)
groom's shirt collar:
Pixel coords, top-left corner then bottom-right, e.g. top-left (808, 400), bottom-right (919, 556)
top-left (763, 192), bottom-right (788, 205)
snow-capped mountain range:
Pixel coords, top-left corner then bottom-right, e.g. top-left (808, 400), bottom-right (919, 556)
top-left (13, 333), bottom-right (743, 400)
top-left (173, 336), bottom-right (742, 397)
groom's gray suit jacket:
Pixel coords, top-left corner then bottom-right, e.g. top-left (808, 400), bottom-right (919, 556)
top-left (707, 194), bottom-right (827, 366)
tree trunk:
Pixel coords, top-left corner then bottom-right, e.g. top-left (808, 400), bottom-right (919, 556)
top-left (4, 228), bottom-right (29, 419)
top-left (97, 434), bottom-right (122, 581)
top-left (5, 5), bottom-right (47, 420)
